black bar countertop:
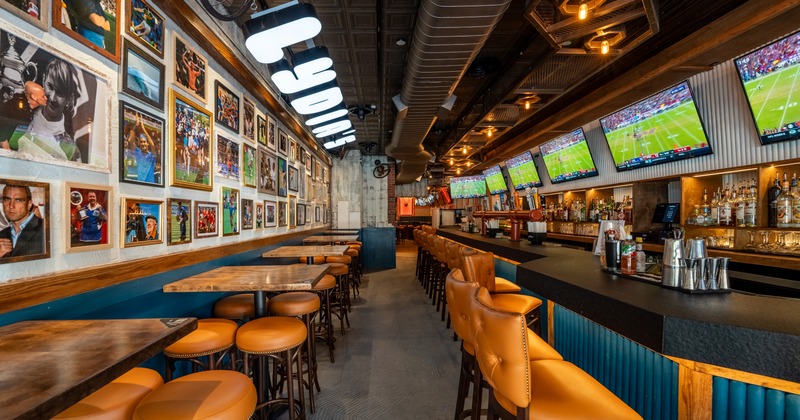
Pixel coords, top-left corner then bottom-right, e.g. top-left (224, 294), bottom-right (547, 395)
top-left (436, 228), bottom-right (800, 383)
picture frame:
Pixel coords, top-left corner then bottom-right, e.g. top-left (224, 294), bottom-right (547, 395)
top-left (170, 89), bottom-right (213, 191)
top-left (267, 115), bottom-right (276, 151)
top-left (214, 80), bottom-right (239, 133)
top-left (121, 197), bottom-right (162, 247)
top-left (289, 138), bottom-right (297, 163)
top-left (166, 198), bottom-right (191, 245)
top-left (242, 143), bottom-right (256, 188)
top-left (298, 169), bottom-right (306, 200)
top-left (0, 179), bottom-right (49, 264)
top-left (0, 30), bottom-right (111, 173)
top-left (242, 97), bottom-right (255, 142)
top-left (277, 156), bottom-right (287, 197)
top-left (288, 194), bottom-right (296, 228)
top-left (315, 159), bottom-right (322, 181)
top-left (299, 147), bottom-right (306, 165)
top-left (1, 0), bottom-right (49, 31)
top-left (255, 201), bottom-right (264, 229)
top-left (296, 203), bottom-right (305, 226)
top-left (121, 41), bottom-right (164, 110)
top-left (215, 133), bottom-right (240, 181)
top-left (257, 147), bottom-right (277, 195)
top-left (256, 114), bottom-right (266, 147)
top-left (194, 200), bottom-right (218, 239)
top-left (288, 166), bottom-right (298, 192)
top-left (305, 151), bottom-right (311, 171)
top-left (315, 205), bottom-right (320, 222)
top-left (221, 186), bottom-right (239, 236)
top-left (264, 199), bottom-right (276, 228)
top-left (125, 0), bottom-right (164, 58)
top-left (310, 156), bottom-right (316, 181)
top-left (53, 0), bottom-right (121, 63)
top-left (277, 200), bottom-right (286, 227)
top-left (277, 128), bottom-right (288, 155)
top-left (65, 182), bottom-right (111, 253)
top-left (119, 101), bottom-right (164, 187)
top-left (172, 33), bottom-right (207, 103)
top-left (241, 198), bottom-right (253, 230)
top-left (305, 204), bottom-right (311, 224)
top-left (322, 167), bottom-right (328, 183)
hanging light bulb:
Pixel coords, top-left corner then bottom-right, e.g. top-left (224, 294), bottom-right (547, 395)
top-left (486, 128), bottom-right (493, 138)
top-left (449, 158), bottom-right (454, 165)
top-left (578, 2), bottom-right (588, 20)
top-left (462, 147), bottom-right (467, 155)
top-left (600, 40), bottom-right (610, 54)
top-left (456, 168), bottom-right (461, 175)
top-left (467, 161), bottom-right (472, 167)
top-left (524, 100), bottom-right (530, 110)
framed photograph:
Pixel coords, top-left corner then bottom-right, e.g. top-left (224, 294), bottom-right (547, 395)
top-left (298, 169), bottom-right (306, 200)
top-left (0, 179), bottom-right (49, 264)
top-left (241, 198), bottom-right (253, 230)
top-left (315, 205), bottom-right (320, 222)
top-left (215, 133), bottom-right (239, 181)
top-left (170, 89), bottom-right (213, 191)
top-left (166, 198), bottom-right (191, 245)
top-left (288, 166), bottom-right (298, 192)
top-left (299, 147), bottom-right (306, 165)
top-left (288, 194), bottom-right (296, 228)
top-left (242, 97), bottom-right (255, 142)
top-left (277, 200), bottom-right (286, 227)
top-left (267, 115), bottom-right (276, 151)
top-left (277, 156), bottom-right (287, 197)
top-left (277, 128), bottom-right (288, 155)
top-left (305, 204), bottom-right (311, 224)
top-left (289, 138), bottom-right (296, 163)
top-left (53, 0), bottom-right (121, 63)
top-left (310, 156), bottom-right (316, 180)
top-left (221, 186), bottom-right (239, 236)
top-left (256, 114), bottom-right (266, 147)
top-left (296, 203), bottom-right (305, 227)
top-left (322, 167), bottom-right (328, 183)
top-left (119, 101), bottom-right (164, 186)
top-left (194, 200), bottom-right (218, 239)
top-left (0, 30), bottom-right (111, 172)
top-left (257, 147), bottom-right (277, 195)
top-left (173, 33), bottom-right (206, 103)
top-left (264, 199), bottom-right (276, 228)
top-left (315, 160), bottom-right (322, 181)
top-left (255, 201), bottom-right (263, 229)
top-left (242, 143), bottom-right (256, 188)
top-left (125, 0), bottom-right (164, 58)
top-left (121, 42), bottom-right (164, 109)
top-left (65, 182), bottom-right (111, 253)
top-left (122, 197), bottom-right (162, 247)
top-left (214, 80), bottom-right (239, 133)
top-left (1, 0), bottom-right (49, 31)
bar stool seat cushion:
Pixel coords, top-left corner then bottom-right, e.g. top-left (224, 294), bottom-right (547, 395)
top-left (213, 294), bottom-right (260, 320)
top-left (489, 294), bottom-right (542, 315)
top-left (55, 367), bottom-right (163, 419)
top-left (299, 256), bottom-right (327, 264)
top-left (526, 328), bottom-right (563, 361)
top-left (236, 317), bottom-right (307, 354)
top-left (494, 277), bottom-right (522, 293)
top-left (164, 319), bottom-right (238, 357)
top-left (133, 370), bottom-right (256, 420)
top-left (269, 292), bottom-right (321, 316)
top-left (313, 274), bottom-right (336, 290)
top-left (327, 263), bottom-right (350, 276)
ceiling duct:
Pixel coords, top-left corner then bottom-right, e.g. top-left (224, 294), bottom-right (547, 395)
top-left (386, 0), bottom-right (512, 184)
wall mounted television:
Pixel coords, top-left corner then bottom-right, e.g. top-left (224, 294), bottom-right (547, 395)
top-left (539, 128), bottom-right (599, 184)
top-left (482, 164), bottom-right (509, 195)
top-left (505, 150), bottom-right (543, 189)
top-left (599, 81), bottom-right (712, 171)
top-left (734, 30), bottom-right (800, 145)
top-left (449, 175), bottom-right (487, 199)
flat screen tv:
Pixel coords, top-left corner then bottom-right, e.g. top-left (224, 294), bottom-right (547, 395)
top-left (539, 128), bottom-right (599, 184)
top-left (449, 175), bottom-right (487, 199)
top-left (734, 30), bottom-right (800, 145)
top-left (505, 150), bottom-right (543, 190)
top-left (599, 81), bottom-right (712, 171)
top-left (482, 165), bottom-right (508, 195)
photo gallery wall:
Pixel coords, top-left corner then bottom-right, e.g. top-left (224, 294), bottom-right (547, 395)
top-left (0, 0), bottom-right (331, 266)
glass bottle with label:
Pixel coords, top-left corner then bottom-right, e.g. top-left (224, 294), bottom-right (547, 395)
top-left (635, 237), bottom-right (647, 274)
top-left (744, 178), bottom-right (757, 227)
top-left (734, 184), bottom-right (745, 227)
top-left (777, 172), bottom-right (793, 228)
top-left (768, 173), bottom-right (781, 228)
top-left (718, 184), bottom-right (733, 226)
top-left (699, 189), bottom-right (710, 226)
top-left (709, 189), bottom-right (719, 226)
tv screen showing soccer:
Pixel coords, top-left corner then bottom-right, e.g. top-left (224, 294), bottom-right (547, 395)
top-left (505, 150), bottom-right (542, 189)
top-left (449, 175), bottom-right (487, 199)
top-left (539, 128), bottom-right (599, 184)
top-left (482, 165), bottom-right (508, 195)
top-left (734, 30), bottom-right (800, 145)
top-left (599, 81), bottom-right (712, 171)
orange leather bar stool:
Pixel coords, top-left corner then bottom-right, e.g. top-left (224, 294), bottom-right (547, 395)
top-left (345, 241), bottom-right (363, 280)
top-left (54, 367), bottom-right (163, 419)
top-left (431, 237), bottom-right (449, 316)
top-left (345, 248), bottom-right (361, 299)
top-left (269, 291), bottom-right (322, 413)
top-left (312, 274), bottom-right (337, 362)
top-left (163, 318), bottom-right (238, 380)
top-left (213, 293), bottom-right (267, 323)
top-left (133, 370), bottom-right (257, 420)
top-left (236, 317), bottom-right (307, 420)
top-left (461, 251), bottom-right (521, 293)
top-left (299, 256), bottom-right (327, 264)
top-left (325, 255), bottom-right (353, 329)
top-left (470, 287), bottom-right (642, 420)
top-left (414, 229), bottom-right (424, 280)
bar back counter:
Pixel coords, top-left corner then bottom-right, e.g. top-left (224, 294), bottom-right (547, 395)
top-left (436, 228), bottom-right (799, 420)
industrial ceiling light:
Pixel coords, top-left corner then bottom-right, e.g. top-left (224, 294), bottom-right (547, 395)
top-left (486, 128), bottom-right (493, 138)
top-left (462, 147), bottom-right (467, 155)
top-left (578, 2), bottom-right (588, 19)
top-left (449, 158), bottom-right (454, 165)
top-left (558, 0), bottom-right (605, 20)
top-left (584, 26), bottom-right (626, 55)
top-left (600, 40), bottom-right (610, 54)
top-left (243, 2), bottom-right (321, 64)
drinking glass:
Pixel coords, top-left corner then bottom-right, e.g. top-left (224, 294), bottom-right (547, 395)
top-left (743, 230), bottom-right (756, 251)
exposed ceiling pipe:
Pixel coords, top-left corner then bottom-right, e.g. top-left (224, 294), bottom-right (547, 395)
top-left (386, 0), bottom-right (512, 184)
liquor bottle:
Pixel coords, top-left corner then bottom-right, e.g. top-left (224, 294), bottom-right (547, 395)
top-left (635, 237), bottom-right (647, 274)
top-left (734, 184), bottom-right (745, 227)
top-left (718, 183), bottom-right (733, 226)
top-left (709, 189), bottom-right (719, 226)
top-left (624, 196), bottom-right (633, 224)
top-left (768, 173), bottom-right (781, 228)
top-left (600, 199), bottom-right (608, 220)
top-left (697, 188), bottom-right (709, 226)
top-left (776, 173), bottom-right (793, 228)
top-left (589, 199), bottom-right (597, 222)
top-left (792, 173), bottom-right (800, 228)
top-left (744, 178), bottom-right (757, 227)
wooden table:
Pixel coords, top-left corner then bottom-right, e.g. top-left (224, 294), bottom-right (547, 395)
top-left (322, 230), bottom-right (359, 235)
top-left (0, 317), bottom-right (197, 419)
top-left (303, 235), bottom-right (359, 245)
top-left (163, 264), bottom-right (331, 317)
top-left (261, 245), bottom-right (350, 264)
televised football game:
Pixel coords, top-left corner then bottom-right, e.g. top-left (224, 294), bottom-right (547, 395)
top-left (734, 30), bottom-right (800, 145)
top-left (482, 165), bottom-right (508, 195)
top-left (600, 81), bottom-right (710, 171)
top-left (539, 128), bottom-right (598, 183)
top-left (505, 151), bottom-right (542, 189)
top-left (449, 175), bottom-right (486, 199)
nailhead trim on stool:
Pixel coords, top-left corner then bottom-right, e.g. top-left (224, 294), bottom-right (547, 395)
top-left (54, 368), bottom-right (163, 419)
top-left (163, 318), bottom-right (238, 380)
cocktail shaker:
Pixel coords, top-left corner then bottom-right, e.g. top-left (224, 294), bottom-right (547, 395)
top-left (705, 257), bottom-right (720, 290)
top-left (662, 238), bottom-right (685, 266)
top-left (717, 257), bottom-right (730, 290)
top-left (685, 238), bottom-right (707, 259)
top-left (681, 258), bottom-right (698, 290)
